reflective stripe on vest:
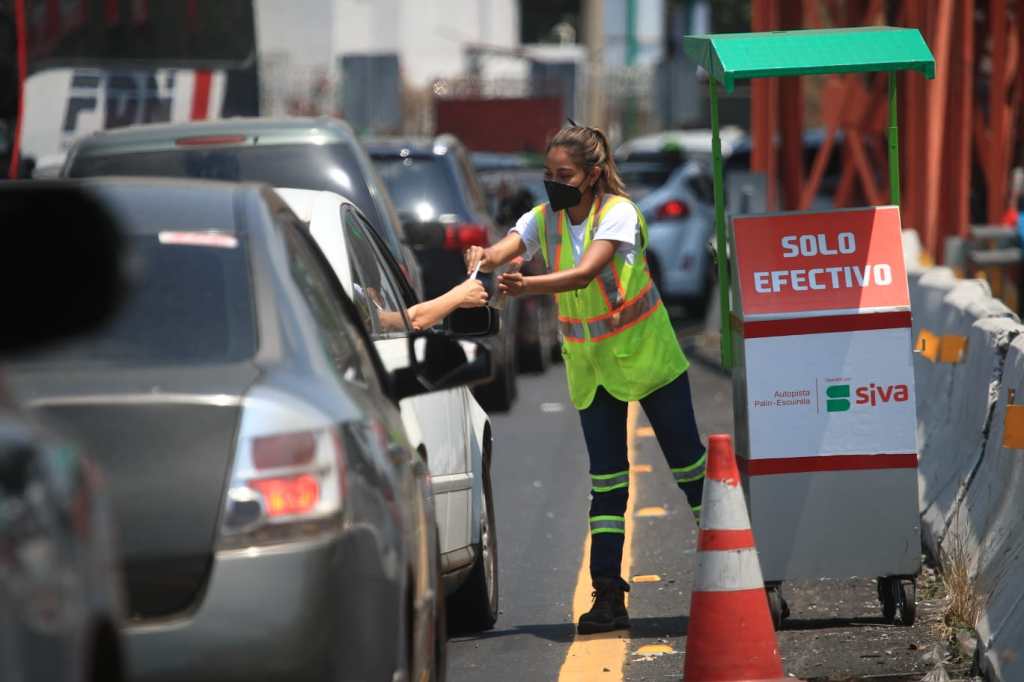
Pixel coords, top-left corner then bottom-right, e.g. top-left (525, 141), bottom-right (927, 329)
top-left (559, 281), bottom-right (661, 343)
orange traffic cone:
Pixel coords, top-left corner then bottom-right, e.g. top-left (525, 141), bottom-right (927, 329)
top-left (683, 434), bottom-right (790, 682)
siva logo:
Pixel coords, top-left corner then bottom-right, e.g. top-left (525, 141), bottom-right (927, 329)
top-left (826, 384), bottom-right (851, 412)
top-left (826, 382), bottom-right (910, 413)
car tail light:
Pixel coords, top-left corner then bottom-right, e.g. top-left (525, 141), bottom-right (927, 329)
top-left (220, 426), bottom-right (346, 543)
top-left (443, 223), bottom-right (489, 251)
top-left (250, 475), bottom-right (321, 517)
top-left (656, 199), bottom-right (690, 220)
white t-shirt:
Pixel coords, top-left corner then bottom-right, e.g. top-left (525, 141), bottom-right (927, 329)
top-left (510, 201), bottom-right (638, 266)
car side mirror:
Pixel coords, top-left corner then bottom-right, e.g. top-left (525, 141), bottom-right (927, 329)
top-left (389, 333), bottom-right (494, 402)
top-left (0, 181), bottom-right (124, 355)
top-left (444, 307), bottom-right (500, 337)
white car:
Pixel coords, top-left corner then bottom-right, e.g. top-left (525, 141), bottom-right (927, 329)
top-left (276, 188), bottom-right (499, 631)
top-left (632, 161), bottom-right (717, 315)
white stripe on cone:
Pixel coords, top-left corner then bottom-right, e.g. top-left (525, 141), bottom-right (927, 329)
top-left (695, 547), bottom-right (765, 592)
top-left (700, 477), bottom-right (751, 531)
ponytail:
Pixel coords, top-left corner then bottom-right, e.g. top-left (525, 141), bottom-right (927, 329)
top-left (548, 125), bottom-right (630, 198)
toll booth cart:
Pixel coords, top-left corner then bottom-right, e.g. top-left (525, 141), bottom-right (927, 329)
top-left (682, 28), bottom-right (936, 628)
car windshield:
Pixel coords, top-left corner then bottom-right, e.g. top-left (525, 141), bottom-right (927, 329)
top-left (31, 232), bottom-right (257, 366)
top-left (372, 155), bottom-right (464, 222)
top-left (618, 164), bottom-right (675, 200)
top-left (69, 142), bottom-right (402, 257)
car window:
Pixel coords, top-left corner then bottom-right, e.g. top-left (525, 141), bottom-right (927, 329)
top-left (341, 207), bottom-right (411, 338)
top-left (687, 175), bottom-right (715, 205)
top-left (68, 141), bottom-right (406, 262)
top-left (21, 232), bottom-right (256, 366)
top-left (619, 166), bottom-right (674, 192)
top-left (372, 155), bottom-right (466, 221)
top-left (352, 210), bottom-right (420, 307)
top-left (277, 212), bottom-right (378, 387)
top-left (455, 147), bottom-right (490, 215)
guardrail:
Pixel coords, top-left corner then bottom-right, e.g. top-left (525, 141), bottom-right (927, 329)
top-left (948, 225), bottom-right (1022, 313)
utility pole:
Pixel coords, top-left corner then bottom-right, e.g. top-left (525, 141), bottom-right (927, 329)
top-left (624, 0), bottom-right (638, 139)
top-left (583, 0), bottom-right (605, 130)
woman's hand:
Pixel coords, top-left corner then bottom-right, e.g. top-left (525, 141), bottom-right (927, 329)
top-left (497, 271), bottom-right (527, 297)
top-left (464, 245), bottom-right (497, 274)
top-left (454, 278), bottom-right (489, 308)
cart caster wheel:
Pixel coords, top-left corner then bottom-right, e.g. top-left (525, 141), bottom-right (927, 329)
top-left (878, 577), bottom-right (896, 622)
top-left (765, 583), bottom-right (790, 630)
top-left (878, 576), bottom-right (916, 626)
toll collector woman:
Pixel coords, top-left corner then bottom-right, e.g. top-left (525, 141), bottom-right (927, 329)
top-left (464, 125), bottom-right (706, 634)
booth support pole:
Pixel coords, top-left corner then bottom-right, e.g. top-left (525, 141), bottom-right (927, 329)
top-left (710, 77), bottom-right (733, 369)
top-left (887, 72), bottom-right (901, 206)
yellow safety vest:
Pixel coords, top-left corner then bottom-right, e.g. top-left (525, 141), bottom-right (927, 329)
top-left (535, 194), bottom-right (688, 409)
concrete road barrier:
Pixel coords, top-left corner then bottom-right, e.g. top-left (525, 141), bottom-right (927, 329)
top-left (909, 266), bottom-right (958, 338)
top-left (910, 268), bottom-right (962, 433)
top-left (956, 333), bottom-right (1024, 682)
top-left (905, 258), bottom-right (1024, 682)
top-left (914, 279), bottom-right (1005, 468)
top-left (903, 229), bottom-right (926, 273)
top-left (917, 316), bottom-right (1021, 557)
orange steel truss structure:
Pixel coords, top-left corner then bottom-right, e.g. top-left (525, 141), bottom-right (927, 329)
top-left (750, 0), bottom-right (1024, 262)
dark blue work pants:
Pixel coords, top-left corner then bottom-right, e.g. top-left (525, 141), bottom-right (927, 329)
top-left (578, 371), bottom-right (705, 581)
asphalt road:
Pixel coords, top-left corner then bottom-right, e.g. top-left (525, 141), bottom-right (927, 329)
top-left (448, 326), bottom-right (961, 682)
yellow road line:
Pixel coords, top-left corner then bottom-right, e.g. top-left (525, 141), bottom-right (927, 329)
top-left (636, 506), bottom-right (667, 517)
top-left (632, 574), bottom-right (661, 583)
top-left (557, 403), bottom-right (640, 681)
top-left (636, 643), bottom-right (675, 656)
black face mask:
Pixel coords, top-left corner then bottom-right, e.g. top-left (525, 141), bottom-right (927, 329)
top-left (544, 179), bottom-right (585, 212)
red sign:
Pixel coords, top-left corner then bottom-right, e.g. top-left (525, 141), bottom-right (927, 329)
top-left (435, 97), bottom-right (563, 153)
top-left (731, 206), bottom-right (909, 317)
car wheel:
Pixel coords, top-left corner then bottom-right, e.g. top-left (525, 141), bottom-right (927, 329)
top-left (432, 533), bottom-right (448, 682)
top-left (683, 267), bottom-right (715, 319)
top-left (518, 304), bottom-right (549, 374)
top-left (474, 349), bottom-right (517, 413)
top-left (647, 253), bottom-right (664, 296)
top-left (447, 462), bottom-right (499, 632)
top-left (89, 622), bottom-right (123, 682)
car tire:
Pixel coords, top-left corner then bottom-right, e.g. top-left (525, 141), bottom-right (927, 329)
top-left (518, 303), bottom-right (549, 374)
top-left (432, 532), bottom-right (448, 682)
top-left (474, 347), bottom-right (517, 412)
top-left (646, 252), bottom-right (663, 297)
top-left (683, 267), bottom-right (715, 319)
top-left (89, 622), bottom-right (123, 682)
top-left (447, 461), bottom-right (499, 633)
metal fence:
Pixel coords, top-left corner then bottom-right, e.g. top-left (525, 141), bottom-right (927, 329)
top-left (257, 55), bottom-right (666, 148)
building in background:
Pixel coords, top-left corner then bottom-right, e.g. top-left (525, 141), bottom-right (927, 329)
top-left (255, 0), bottom-right (518, 127)
top-left (253, 0), bottom-right (721, 146)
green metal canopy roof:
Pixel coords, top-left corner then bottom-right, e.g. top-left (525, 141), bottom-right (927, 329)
top-left (683, 26), bottom-right (935, 92)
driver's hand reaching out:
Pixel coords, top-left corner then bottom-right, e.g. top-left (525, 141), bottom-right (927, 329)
top-left (454, 278), bottom-right (489, 308)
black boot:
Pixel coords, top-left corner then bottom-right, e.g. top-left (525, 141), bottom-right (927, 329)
top-left (577, 577), bottom-right (630, 634)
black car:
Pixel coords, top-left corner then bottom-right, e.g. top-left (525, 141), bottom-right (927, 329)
top-left (368, 135), bottom-right (520, 411)
top-left (473, 156), bottom-right (562, 373)
top-left (61, 117), bottom-right (427, 299)
top-left (9, 178), bottom-right (493, 682)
